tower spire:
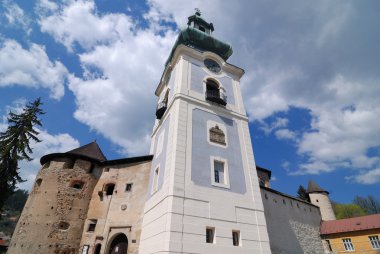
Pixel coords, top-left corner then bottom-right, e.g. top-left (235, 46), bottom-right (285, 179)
top-left (307, 179), bottom-right (329, 194)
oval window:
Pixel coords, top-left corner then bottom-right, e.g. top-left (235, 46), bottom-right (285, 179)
top-left (204, 59), bottom-right (221, 73)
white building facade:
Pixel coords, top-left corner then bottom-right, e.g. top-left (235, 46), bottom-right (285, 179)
top-left (139, 11), bottom-right (271, 254)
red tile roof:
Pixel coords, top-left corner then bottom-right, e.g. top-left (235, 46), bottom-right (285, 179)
top-left (320, 214), bottom-right (380, 235)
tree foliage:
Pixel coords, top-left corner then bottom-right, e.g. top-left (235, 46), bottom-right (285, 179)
top-left (353, 195), bottom-right (380, 214)
top-left (297, 185), bottom-right (310, 202)
top-left (333, 203), bottom-right (367, 219)
top-left (0, 98), bottom-right (44, 210)
top-left (4, 189), bottom-right (29, 212)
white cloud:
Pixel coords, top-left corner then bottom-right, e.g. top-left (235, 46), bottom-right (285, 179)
top-left (346, 168), bottom-right (380, 185)
top-left (38, 0), bottom-right (176, 155)
top-left (36, 0), bottom-right (380, 183)
top-left (2, 0), bottom-right (32, 34)
top-left (0, 39), bottom-right (69, 99)
top-left (38, 0), bottom-right (135, 52)
top-left (35, 0), bottom-right (58, 13)
top-left (150, 1), bottom-right (380, 183)
top-left (260, 117), bottom-right (289, 135)
top-left (275, 129), bottom-right (297, 141)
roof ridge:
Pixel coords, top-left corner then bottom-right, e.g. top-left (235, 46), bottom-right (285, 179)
top-left (66, 141), bottom-right (107, 161)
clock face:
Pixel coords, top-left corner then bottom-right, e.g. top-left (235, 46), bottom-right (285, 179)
top-left (204, 59), bottom-right (221, 73)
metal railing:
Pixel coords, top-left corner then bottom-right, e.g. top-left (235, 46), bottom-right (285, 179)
top-left (205, 90), bottom-right (227, 106)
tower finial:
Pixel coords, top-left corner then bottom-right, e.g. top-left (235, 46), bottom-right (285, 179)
top-left (195, 8), bottom-right (201, 16)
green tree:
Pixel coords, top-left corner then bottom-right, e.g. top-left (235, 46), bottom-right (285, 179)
top-left (0, 98), bottom-right (44, 211)
top-left (4, 189), bottom-right (29, 212)
top-left (353, 195), bottom-right (380, 214)
top-left (333, 203), bottom-right (367, 219)
top-left (297, 185), bottom-right (310, 202)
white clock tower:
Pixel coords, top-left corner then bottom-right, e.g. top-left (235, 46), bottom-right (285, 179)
top-left (139, 11), bottom-right (271, 254)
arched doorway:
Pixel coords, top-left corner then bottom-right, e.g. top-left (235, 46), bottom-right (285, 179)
top-left (108, 234), bottom-right (128, 254)
top-left (93, 244), bottom-right (101, 254)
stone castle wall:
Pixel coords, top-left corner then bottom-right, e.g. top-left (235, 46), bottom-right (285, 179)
top-left (8, 158), bottom-right (100, 254)
top-left (79, 160), bottom-right (151, 254)
top-left (261, 187), bottom-right (325, 254)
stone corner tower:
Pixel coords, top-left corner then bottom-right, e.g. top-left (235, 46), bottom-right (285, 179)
top-left (8, 142), bottom-right (106, 254)
top-left (307, 179), bottom-right (336, 221)
top-left (139, 11), bottom-right (271, 254)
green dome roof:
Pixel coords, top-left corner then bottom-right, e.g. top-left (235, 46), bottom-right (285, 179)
top-left (165, 27), bottom-right (233, 66)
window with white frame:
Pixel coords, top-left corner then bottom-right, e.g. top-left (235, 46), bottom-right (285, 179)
top-left (210, 157), bottom-right (230, 188)
top-left (342, 238), bottom-right (354, 251)
top-left (152, 167), bottom-right (159, 193)
top-left (369, 235), bottom-right (380, 249)
top-left (214, 161), bottom-right (224, 183)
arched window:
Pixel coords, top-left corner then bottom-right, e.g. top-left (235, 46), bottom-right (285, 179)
top-left (93, 243), bottom-right (101, 254)
top-left (105, 183), bottom-right (115, 196)
top-left (206, 79), bottom-right (219, 95)
top-left (156, 89), bottom-right (169, 120)
top-left (205, 79), bottom-right (226, 105)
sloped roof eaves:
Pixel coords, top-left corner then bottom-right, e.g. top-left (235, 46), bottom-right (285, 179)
top-left (102, 155), bottom-right (153, 166)
top-left (40, 153), bottom-right (104, 165)
top-left (40, 153), bottom-right (153, 167)
top-left (320, 214), bottom-right (380, 235)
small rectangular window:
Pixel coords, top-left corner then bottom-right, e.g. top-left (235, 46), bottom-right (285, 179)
top-left (152, 167), bottom-right (159, 192)
top-left (232, 231), bottom-right (240, 246)
top-left (206, 227), bottom-right (215, 243)
top-left (70, 180), bottom-right (85, 190)
top-left (369, 236), bottom-right (380, 249)
top-left (87, 219), bottom-right (97, 232)
top-left (88, 164), bottom-right (95, 174)
top-left (214, 161), bottom-right (225, 184)
top-left (125, 183), bottom-right (133, 192)
top-left (104, 168), bottom-right (110, 172)
top-left (66, 159), bottom-right (75, 169)
top-left (343, 238), bottom-right (354, 251)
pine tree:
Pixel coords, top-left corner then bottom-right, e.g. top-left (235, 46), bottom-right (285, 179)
top-left (0, 98), bottom-right (44, 211)
top-left (297, 185), bottom-right (310, 202)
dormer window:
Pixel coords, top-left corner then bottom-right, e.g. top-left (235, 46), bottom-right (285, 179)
top-left (205, 79), bottom-right (226, 106)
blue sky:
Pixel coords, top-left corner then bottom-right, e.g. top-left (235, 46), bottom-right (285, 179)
top-left (1, 0), bottom-right (379, 204)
